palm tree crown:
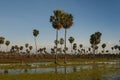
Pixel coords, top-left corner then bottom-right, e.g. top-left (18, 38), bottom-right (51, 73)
top-left (0, 36), bottom-right (5, 45)
top-left (68, 36), bottom-right (75, 44)
top-left (5, 40), bottom-right (10, 46)
top-left (33, 29), bottom-right (39, 37)
top-left (60, 38), bottom-right (64, 45)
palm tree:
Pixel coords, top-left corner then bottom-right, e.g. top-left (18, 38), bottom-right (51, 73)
top-left (88, 47), bottom-right (91, 54)
top-left (114, 45), bottom-right (118, 54)
top-left (33, 29), bottom-right (39, 54)
top-left (62, 12), bottom-right (73, 64)
top-left (111, 47), bottom-right (114, 54)
top-left (15, 45), bottom-right (19, 53)
top-left (79, 44), bottom-right (83, 54)
top-left (101, 43), bottom-right (106, 54)
top-left (119, 40), bottom-right (120, 45)
top-left (118, 46), bottom-right (120, 54)
top-left (25, 43), bottom-right (29, 49)
top-left (29, 46), bottom-right (33, 53)
top-left (73, 43), bottom-right (77, 54)
top-left (5, 40), bottom-right (10, 52)
top-left (90, 32), bottom-right (102, 56)
top-left (0, 36), bottom-right (5, 51)
top-left (20, 46), bottom-right (23, 53)
top-left (68, 36), bottom-right (75, 53)
top-left (11, 46), bottom-right (15, 53)
top-left (60, 38), bottom-right (64, 53)
top-left (50, 10), bottom-right (63, 64)
top-left (54, 40), bottom-right (59, 46)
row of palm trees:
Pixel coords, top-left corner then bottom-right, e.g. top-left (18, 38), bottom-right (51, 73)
top-left (0, 34), bottom-right (119, 54)
top-left (0, 34), bottom-right (120, 59)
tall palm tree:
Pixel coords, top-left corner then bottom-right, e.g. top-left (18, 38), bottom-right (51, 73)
top-left (33, 29), bottom-right (39, 54)
top-left (50, 10), bottom-right (63, 64)
top-left (90, 32), bottom-right (102, 56)
top-left (60, 38), bottom-right (64, 53)
top-left (0, 36), bottom-right (5, 51)
top-left (62, 12), bottom-right (73, 64)
top-left (101, 43), bottom-right (106, 54)
top-left (5, 40), bottom-right (10, 52)
top-left (68, 36), bottom-right (75, 53)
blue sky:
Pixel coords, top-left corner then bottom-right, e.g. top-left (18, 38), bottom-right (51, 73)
top-left (0, 0), bottom-right (120, 52)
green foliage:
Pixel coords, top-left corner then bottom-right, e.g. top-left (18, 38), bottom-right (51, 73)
top-left (60, 38), bottom-right (64, 45)
top-left (5, 40), bottom-right (10, 46)
top-left (102, 43), bottom-right (106, 49)
top-left (68, 36), bottom-right (75, 44)
top-left (33, 29), bottom-right (39, 37)
top-left (90, 32), bottom-right (102, 54)
top-left (50, 10), bottom-right (63, 30)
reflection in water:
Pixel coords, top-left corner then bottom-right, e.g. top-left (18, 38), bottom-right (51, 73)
top-left (24, 69), bottom-right (28, 73)
top-left (64, 66), bottom-right (67, 74)
top-left (73, 66), bottom-right (77, 72)
top-left (4, 69), bottom-right (8, 74)
top-left (0, 61), bottom-right (119, 76)
top-left (55, 65), bottom-right (58, 74)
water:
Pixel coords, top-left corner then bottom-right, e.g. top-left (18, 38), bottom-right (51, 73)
top-left (0, 60), bottom-right (120, 80)
top-left (0, 65), bottom-right (92, 74)
top-left (103, 72), bottom-right (120, 80)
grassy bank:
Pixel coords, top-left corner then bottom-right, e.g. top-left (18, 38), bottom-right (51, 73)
top-left (0, 58), bottom-right (119, 69)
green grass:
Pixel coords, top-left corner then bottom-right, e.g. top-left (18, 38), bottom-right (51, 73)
top-left (0, 65), bottom-right (119, 80)
top-left (0, 58), bottom-right (119, 69)
top-left (0, 58), bottom-right (119, 80)
top-left (0, 58), bottom-right (119, 63)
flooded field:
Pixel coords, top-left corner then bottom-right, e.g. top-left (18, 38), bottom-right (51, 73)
top-left (0, 60), bottom-right (120, 80)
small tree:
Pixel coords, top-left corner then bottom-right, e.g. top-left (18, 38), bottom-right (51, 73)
top-left (29, 46), bottom-right (33, 53)
top-left (90, 32), bottom-right (102, 56)
top-left (5, 40), bottom-right (10, 52)
top-left (68, 36), bottom-right (75, 53)
top-left (79, 44), bottom-right (83, 54)
top-left (73, 43), bottom-right (77, 54)
top-left (20, 46), bottom-right (23, 53)
top-left (0, 36), bottom-right (5, 51)
top-left (60, 38), bottom-right (64, 53)
top-left (101, 43), bottom-right (106, 54)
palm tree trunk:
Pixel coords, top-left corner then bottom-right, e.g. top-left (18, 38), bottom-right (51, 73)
top-left (61, 45), bottom-right (62, 54)
top-left (6, 46), bottom-right (8, 52)
top-left (93, 45), bottom-right (95, 58)
top-left (0, 45), bottom-right (1, 52)
top-left (34, 37), bottom-right (37, 54)
top-left (55, 29), bottom-right (58, 64)
top-left (71, 43), bottom-right (72, 53)
top-left (64, 29), bottom-right (67, 64)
